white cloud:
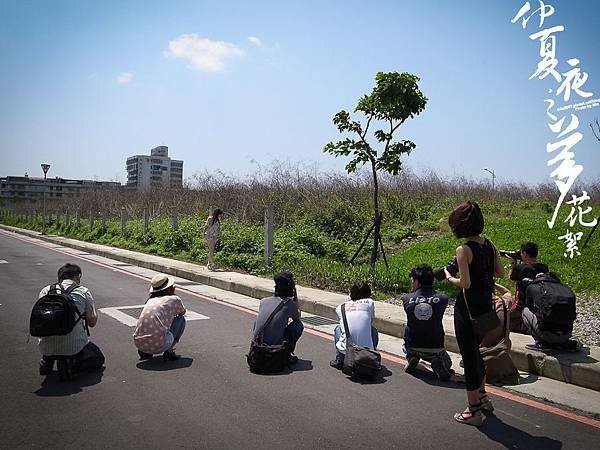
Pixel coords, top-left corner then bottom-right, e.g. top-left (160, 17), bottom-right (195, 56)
top-left (164, 34), bottom-right (243, 72)
top-left (117, 72), bottom-right (134, 84)
top-left (247, 36), bottom-right (262, 48)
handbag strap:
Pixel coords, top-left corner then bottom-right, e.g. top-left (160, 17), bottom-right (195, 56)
top-left (462, 289), bottom-right (474, 320)
top-left (257, 298), bottom-right (289, 338)
top-left (501, 297), bottom-right (508, 334)
top-left (340, 303), bottom-right (354, 346)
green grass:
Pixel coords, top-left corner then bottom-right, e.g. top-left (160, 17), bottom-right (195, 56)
top-left (2, 200), bottom-right (598, 299)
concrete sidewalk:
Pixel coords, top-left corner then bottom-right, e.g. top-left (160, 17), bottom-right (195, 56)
top-left (3, 223), bottom-right (600, 392)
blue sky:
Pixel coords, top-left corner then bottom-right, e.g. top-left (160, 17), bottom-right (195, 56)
top-left (1, 0), bottom-right (599, 185)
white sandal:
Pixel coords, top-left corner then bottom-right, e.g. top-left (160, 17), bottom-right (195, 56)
top-left (454, 403), bottom-right (485, 427)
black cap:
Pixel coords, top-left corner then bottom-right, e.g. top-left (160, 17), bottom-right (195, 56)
top-left (274, 271), bottom-right (295, 296)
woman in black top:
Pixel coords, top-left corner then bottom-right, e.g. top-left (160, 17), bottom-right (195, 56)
top-left (444, 201), bottom-right (504, 426)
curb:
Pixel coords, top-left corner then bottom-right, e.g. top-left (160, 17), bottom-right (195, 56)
top-left (3, 224), bottom-right (600, 392)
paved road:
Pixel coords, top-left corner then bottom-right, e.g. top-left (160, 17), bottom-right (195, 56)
top-left (0, 231), bottom-right (598, 449)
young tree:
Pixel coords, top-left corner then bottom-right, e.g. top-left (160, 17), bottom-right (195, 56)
top-left (323, 71), bottom-right (427, 267)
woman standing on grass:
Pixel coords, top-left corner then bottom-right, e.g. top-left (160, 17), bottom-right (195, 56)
top-left (204, 208), bottom-right (223, 271)
top-left (444, 201), bottom-right (504, 427)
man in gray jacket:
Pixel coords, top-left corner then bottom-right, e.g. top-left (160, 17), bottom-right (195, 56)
top-left (253, 271), bottom-right (304, 364)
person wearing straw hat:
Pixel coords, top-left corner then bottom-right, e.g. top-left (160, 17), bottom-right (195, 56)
top-left (133, 274), bottom-right (187, 361)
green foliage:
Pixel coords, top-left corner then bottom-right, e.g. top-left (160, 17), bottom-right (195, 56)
top-left (2, 199), bottom-right (598, 298)
top-left (323, 71), bottom-right (428, 176)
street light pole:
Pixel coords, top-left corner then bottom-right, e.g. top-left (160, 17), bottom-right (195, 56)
top-left (41, 163), bottom-right (50, 235)
top-left (484, 168), bottom-right (496, 190)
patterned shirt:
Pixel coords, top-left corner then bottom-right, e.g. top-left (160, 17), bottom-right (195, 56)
top-left (38, 280), bottom-right (94, 356)
top-left (133, 295), bottom-right (186, 354)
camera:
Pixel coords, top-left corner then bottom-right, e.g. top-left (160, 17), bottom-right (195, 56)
top-left (433, 258), bottom-right (459, 282)
top-left (499, 249), bottom-right (521, 261)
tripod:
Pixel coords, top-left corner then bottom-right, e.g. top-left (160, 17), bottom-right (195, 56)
top-left (582, 216), bottom-right (600, 248)
top-left (349, 211), bottom-right (389, 269)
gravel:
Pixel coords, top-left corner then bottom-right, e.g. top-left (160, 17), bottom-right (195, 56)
top-left (387, 293), bottom-right (600, 347)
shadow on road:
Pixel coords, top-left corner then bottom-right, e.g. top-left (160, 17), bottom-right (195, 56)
top-left (136, 357), bottom-right (194, 371)
top-left (479, 414), bottom-right (562, 449)
top-left (415, 371), bottom-right (465, 390)
top-left (291, 358), bottom-right (313, 372)
top-left (34, 368), bottom-right (104, 397)
top-left (251, 358), bottom-right (315, 376)
top-left (347, 365), bottom-right (393, 385)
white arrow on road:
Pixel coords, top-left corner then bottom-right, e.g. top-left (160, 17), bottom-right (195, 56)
top-left (99, 304), bottom-right (210, 327)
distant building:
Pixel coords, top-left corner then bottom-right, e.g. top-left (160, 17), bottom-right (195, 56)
top-left (126, 146), bottom-right (184, 191)
top-left (0, 175), bottom-right (121, 201)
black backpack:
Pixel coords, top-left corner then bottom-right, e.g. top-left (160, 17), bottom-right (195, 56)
top-left (30, 283), bottom-right (87, 337)
top-left (247, 300), bottom-right (290, 373)
top-left (525, 275), bottom-right (576, 332)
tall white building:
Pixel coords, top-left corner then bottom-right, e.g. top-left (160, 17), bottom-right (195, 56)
top-left (126, 146), bottom-right (184, 191)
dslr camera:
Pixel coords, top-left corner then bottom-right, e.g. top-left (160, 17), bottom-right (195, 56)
top-left (433, 258), bottom-right (459, 282)
top-left (499, 249), bottom-right (521, 261)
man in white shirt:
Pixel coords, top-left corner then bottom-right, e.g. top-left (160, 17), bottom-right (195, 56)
top-left (330, 282), bottom-right (378, 370)
top-left (38, 263), bottom-right (104, 381)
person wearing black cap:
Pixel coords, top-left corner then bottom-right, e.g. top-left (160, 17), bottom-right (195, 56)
top-left (253, 271), bottom-right (304, 364)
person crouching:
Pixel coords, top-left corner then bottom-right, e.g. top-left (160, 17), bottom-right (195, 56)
top-left (402, 264), bottom-right (453, 381)
top-left (133, 274), bottom-right (187, 361)
top-left (330, 282), bottom-right (378, 370)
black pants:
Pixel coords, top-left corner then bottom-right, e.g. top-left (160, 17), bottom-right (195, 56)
top-left (40, 341), bottom-right (105, 373)
top-left (454, 297), bottom-right (486, 391)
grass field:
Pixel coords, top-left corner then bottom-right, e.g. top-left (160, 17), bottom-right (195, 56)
top-left (2, 199), bottom-right (598, 300)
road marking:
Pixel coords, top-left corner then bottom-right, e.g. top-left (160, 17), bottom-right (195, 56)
top-left (3, 229), bottom-right (600, 430)
top-left (99, 305), bottom-right (210, 327)
top-left (0, 260), bottom-right (7, 263)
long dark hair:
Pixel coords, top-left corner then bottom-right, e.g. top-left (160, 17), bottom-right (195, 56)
top-left (211, 208), bottom-right (223, 223)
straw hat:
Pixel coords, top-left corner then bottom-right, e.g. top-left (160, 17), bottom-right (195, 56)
top-left (149, 274), bottom-right (175, 293)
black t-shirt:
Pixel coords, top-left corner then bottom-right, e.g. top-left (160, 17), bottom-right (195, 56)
top-left (402, 287), bottom-right (448, 350)
top-left (510, 262), bottom-right (549, 309)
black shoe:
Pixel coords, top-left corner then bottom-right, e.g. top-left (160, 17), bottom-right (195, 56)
top-left (57, 358), bottom-right (77, 381)
top-left (138, 350), bottom-right (153, 361)
top-left (526, 342), bottom-right (550, 351)
top-left (163, 349), bottom-right (180, 361)
top-left (288, 354), bottom-right (299, 365)
top-left (405, 356), bottom-right (420, 375)
top-left (329, 359), bottom-right (343, 370)
top-left (431, 358), bottom-right (451, 382)
top-left (39, 359), bottom-right (54, 376)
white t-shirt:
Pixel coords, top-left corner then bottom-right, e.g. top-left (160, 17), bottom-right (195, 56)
top-left (335, 298), bottom-right (375, 353)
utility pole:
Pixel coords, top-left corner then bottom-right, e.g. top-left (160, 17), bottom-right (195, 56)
top-left (41, 163), bottom-right (51, 235)
top-left (484, 168), bottom-right (496, 190)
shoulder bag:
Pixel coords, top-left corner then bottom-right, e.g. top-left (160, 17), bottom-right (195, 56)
top-left (246, 299), bottom-right (290, 373)
top-left (341, 303), bottom-right (381, 377)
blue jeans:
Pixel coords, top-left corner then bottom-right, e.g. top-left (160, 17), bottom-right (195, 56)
top-left (333, 325), bottom-right (379, 362)
top-left (284, 320), bottom-right (304, 354)
top-left (170, 315), bottom-right (186, 344)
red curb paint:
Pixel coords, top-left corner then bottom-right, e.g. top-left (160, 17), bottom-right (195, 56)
top-left (5, 229), bottom-right (600, 430)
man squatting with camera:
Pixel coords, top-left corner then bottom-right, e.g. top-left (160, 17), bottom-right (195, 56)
top-left (402, 264), bottom-right (453, 381)
top-left (505, 241), bottom-right (577, 351)
top-left (505, 241), bottom-right (548, 333)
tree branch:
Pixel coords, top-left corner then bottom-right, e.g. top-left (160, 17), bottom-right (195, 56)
top-left (591, 120), bottom-right (600, 142)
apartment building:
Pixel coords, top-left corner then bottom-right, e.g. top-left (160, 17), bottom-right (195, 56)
top-left (0, 175), bottom-right (121, 201)
top-left (126, 146), bottom-right (184, 191)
